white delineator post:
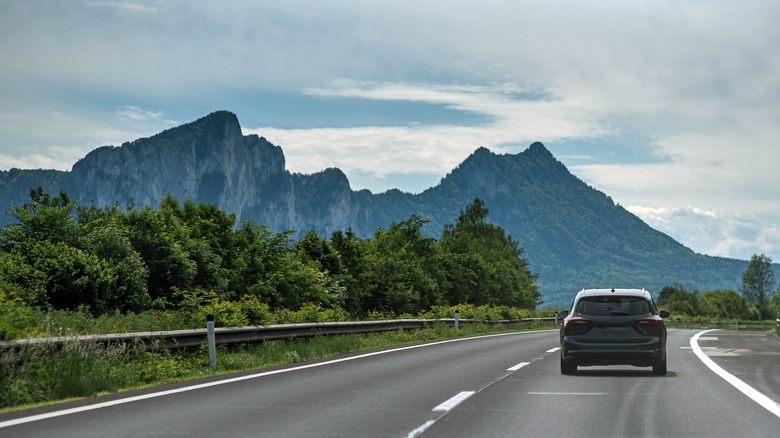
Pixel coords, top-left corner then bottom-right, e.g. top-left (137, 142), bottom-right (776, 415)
top-left (207, 314), bottom-right (217, 370)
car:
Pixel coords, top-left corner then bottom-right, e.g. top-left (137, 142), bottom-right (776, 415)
top-left (558, 288), bottom-right (670, 375)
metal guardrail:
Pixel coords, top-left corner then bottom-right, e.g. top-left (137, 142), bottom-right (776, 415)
top-left (0, 318), bottom-right (557, 352)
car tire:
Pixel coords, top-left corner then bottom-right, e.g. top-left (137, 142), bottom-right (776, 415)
top-left (652, 356), bottom-right (667, 376)
top-left (560, 356), bottom-right (577, 375)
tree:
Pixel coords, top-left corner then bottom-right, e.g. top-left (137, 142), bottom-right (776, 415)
top-left (1, 186), bottom-right (79, 249)
top-left (122, 203), bottom-right (196, 305)
top-left (362, 215), bottom-right (443, 314)
top-left (741, 253), bottom-right (775, 319)
top-left (440, 198), bottom-right (539, 308)
top-left (770, 286), bottom-right (780, 318)
top-left (23, 241), bottom-right (114, 314)
top-left (80, 225), bottom-right (151, 313)
top-left (295, 231), bottom-right (342, 277)
top-left (329, 229), bottom-right (371, 316)
top-left (657, 282), bottom-right (700, 316)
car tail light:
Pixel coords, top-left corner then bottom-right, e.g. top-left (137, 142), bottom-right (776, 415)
top-left (635, 316), bottom-right (663, 327)
top-left (564, 316), bottom-right (592, 328)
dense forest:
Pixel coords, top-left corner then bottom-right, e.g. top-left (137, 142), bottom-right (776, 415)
top-left (0, 188), bottom-right (540, 328)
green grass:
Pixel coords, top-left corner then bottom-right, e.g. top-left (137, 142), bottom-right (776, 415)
top-left (0, 321), bottom-right (551, 412)
top-left (665, 320), bottom-right (776, 331)
top-left (1, 298), bottom-right (551, 341)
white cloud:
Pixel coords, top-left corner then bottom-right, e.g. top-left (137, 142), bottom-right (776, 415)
top-left (560, 154), bottom-right (593, 160)
top-left (248, 81), bottom-right (611, 178)
top-left (0, 108), bottom-right (172, 171)
top-left (628, 205), bottom-right (780, 262)
top-left (116, 106), bottom-right (167, 123)
top-left (87, 1), bottom-right (159, 14)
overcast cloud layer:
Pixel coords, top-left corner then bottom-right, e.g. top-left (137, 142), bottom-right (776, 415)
top-left (1, 1), bottom-right (779, 263)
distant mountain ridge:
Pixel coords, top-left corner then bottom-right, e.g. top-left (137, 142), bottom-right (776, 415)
top-left (0, 111), bottom-right (757, 306)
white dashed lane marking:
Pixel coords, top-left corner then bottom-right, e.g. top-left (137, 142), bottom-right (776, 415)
top-left (507, 362), bottom-right (530, 371)
top-left (432, 391), bottom-right (476, 412)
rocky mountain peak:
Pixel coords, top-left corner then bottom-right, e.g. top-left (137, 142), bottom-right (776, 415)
top-left (523, 141), bottom-right (556, 161)
top-left (66, 110), bottom-right (287, 216)
top-left (154, 110), bottom-right (241, 139)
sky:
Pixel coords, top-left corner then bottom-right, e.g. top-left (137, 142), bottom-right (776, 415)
top-left (1, 1), bottom-right (779, 263)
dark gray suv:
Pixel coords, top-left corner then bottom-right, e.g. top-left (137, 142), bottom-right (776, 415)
top-left (558, 288), bottom-right (670, 375)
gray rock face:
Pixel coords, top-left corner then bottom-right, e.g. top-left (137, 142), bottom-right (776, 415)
top-left (62, 111), bottom-right (411, 237)
top-left (69, 111), bottom-right (288, 224)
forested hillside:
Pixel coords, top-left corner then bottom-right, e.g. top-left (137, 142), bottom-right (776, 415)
top-left (419, 144), bottom-right (754, 304)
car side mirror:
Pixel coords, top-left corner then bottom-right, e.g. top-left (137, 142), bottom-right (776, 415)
top-left (659, 310), bottom-right (670, 318)
top-left (558, 310), bottom-right (569, 319)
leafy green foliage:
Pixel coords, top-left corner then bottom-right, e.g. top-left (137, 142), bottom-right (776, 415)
top-left (440, 199), bottom-right (540, 309)
top-left (657, 282), bottom-right (702, 316)
top-left (0, 189), bottom-right (540, 327)
top-left (2, 187), bottom-right (774, 330)
top-left (362, 215), bottom-right (442, 314)
top-left (0, 291), bottom-right (38, 340)
top-left (741, 253), bottom-right (776, 319)
top-left (0, 187), bottom-right (78, 249)
top-left (699, 289), bottom-right (749, 320)
top-left (771, 288), bottom-right (780, 318)
top-left (657, 276), bottom-right (774, 321)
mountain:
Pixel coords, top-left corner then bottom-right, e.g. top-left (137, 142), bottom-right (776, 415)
top-left (0, 111), bottom-right (757, 306)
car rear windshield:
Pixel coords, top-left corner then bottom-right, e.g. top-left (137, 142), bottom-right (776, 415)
top-left (576, 296), bottom-right (651, 316)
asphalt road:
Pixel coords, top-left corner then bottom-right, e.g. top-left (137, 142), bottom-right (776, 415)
top-left (1, 328), bottom-right (778, 437)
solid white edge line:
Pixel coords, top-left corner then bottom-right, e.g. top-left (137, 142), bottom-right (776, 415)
top-left (0, 329), bottom-right (556, 429)
top-left (690, 329), bottom-right (780, 419)
top-left (432, 391), bottom-right (476, 412)
top-left (507, 361), bottom-right (530, 371)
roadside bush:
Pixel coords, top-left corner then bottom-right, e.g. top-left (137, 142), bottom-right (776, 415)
top-left (0, 290), bottom-right (39, 340)
top-left (273, 302), bottom-right (350, 324)
top-left (745, 306), bottom-right (762, 321)
top-left (770, 290), bottom-right (780, 319)
top-left (423, 304), bottom-right (533, 321)
top-left (699, 290), bottom-right (748, 320)
top-left (237, 295), bottom-right (272, 325)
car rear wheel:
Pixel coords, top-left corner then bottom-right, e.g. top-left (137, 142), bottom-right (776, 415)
top-left (652, 356), bottom-right (667, 375)
top-left (560, 356), bottom-right (577, 375)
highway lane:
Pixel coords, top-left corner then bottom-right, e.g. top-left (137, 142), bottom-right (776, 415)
top-left (697, 330), bottom-right (780, 404)
top-left (421, 329), bottom-right (780, 437)
top-left (1, 328), bottom-right (778, 437)
top-left (1, 330), bottom-right (559, 437)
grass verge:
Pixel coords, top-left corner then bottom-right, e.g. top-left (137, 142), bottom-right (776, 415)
top-left (1, 321), bottom-right (551, 413)
top-left (665, 320), bottom-right (776, 331)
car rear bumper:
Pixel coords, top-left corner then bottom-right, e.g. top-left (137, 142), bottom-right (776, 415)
top-left (561, 336), bottom-right (665, 367)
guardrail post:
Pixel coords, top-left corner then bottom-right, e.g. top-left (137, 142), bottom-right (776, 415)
top-left (454, 311), bottom-right (459, 330)
top-left (207, 314), bottom-right (217, 370)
